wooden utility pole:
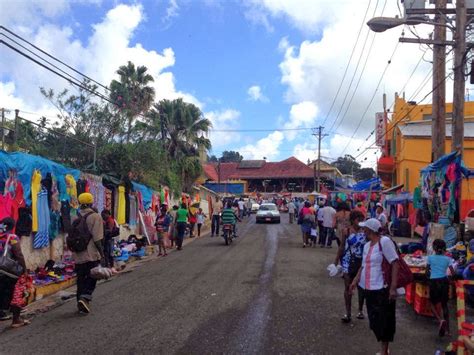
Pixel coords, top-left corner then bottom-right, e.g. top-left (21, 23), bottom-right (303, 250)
top-left (432, 0), bottom-right (447, 162)
top-left (453, 0), bottom-right (467, 156)
top-left (313, 126), bottom-right (327, 193)
top-left (1, 108), bottom-right (5, 151)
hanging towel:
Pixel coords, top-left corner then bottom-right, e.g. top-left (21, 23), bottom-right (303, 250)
top-left (31, 170), bottom-right (42, 232)
top-left (117, 186), bottom-right (126, 225)
top-left (34, 189), bottom-right (50, 249)
top-left (66, 174), bottom-right (78, 208)
top-left (129, 195), bottom-right (137, 226)
top-left (49, 210), bottom-right (60, 240)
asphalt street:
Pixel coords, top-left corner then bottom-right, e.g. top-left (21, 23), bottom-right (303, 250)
top-left (0, 216), bottom-right (453, 354)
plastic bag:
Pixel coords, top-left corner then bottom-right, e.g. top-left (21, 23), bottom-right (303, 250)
top-left (327, 264), bottom-right (342, 277)
top-left (90, 266), bottom-right (116, 280)
top-left (10, 274), bottom-right (34, 308)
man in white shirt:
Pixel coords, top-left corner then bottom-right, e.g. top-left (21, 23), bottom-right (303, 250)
top-left (320, 204), bottom-right (336, 248)
top-left (376, 203), bottom-right (388, 228)
top-left (287, 200), bottom-right (296, 224)
top-left (237, 198), bottom-right (245, 219)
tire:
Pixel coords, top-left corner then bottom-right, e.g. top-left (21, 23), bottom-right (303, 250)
top-left (224, 232), bottom-right (229, 245)
top-left (276, 219), bottom-right (281, 224)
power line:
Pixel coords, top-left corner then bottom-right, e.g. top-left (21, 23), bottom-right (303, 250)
top-left (326, 0), bottom-right (387, 133)
top-left (0, 25), bottom-right (109, 92)
top-left (320, 0), bottom-right (374, 126)
top-left (339, 37), bottom-right (401, 156)
top-left (354, 71), bottom-right (451, 160)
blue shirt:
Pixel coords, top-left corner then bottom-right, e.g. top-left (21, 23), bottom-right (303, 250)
top-left (427, 254), bottom-right (453, 279)
top-left (341, 231), bottom-right (366, 273)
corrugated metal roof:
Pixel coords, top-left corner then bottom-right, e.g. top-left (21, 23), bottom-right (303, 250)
top-left (399, 121), bottom-right (474, 138)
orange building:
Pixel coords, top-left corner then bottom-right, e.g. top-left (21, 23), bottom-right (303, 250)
top-left (377, 95), bottom-right (474, 218)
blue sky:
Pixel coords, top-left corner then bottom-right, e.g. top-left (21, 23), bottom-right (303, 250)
top-left (0, 0), bottom-right (442, 165)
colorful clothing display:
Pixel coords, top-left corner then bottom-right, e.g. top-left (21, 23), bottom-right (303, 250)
top-left (117, 186), bottom-right (126, 225)
top-left (31, 170), bottom-right (42, 232)
top-left (33, 189), bottom-right (50, 249)
top-left (65, 174), bottom-right (78, 209)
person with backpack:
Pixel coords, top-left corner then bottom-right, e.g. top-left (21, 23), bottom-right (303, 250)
top-left (101, 209), bottom-right (119, 268)
top-left (67, 193), bottom-right (104, 314)
top-left (350, 218), bottom-right (400, 355)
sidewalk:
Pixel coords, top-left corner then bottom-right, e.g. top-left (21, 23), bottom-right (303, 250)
top-left (0, 226), bottom-right (211, 332)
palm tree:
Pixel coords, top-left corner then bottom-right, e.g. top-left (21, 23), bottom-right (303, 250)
top-left (151, 98), bottom-right (212, 158)
top-left (109, 61), bottom-right (155, 143)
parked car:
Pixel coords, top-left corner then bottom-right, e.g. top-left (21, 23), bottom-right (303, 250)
top-left (256, 203), bottom-right (280, 223)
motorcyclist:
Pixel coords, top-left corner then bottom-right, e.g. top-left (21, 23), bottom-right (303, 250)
top-left (221, 202), bottom-right (241, 238)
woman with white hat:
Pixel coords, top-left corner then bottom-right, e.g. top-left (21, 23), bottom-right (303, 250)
top-left (350, 218), bottom-right (400, 355)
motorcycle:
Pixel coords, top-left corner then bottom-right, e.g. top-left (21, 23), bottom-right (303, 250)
top-left (222, 224), bottom-right (233, 245)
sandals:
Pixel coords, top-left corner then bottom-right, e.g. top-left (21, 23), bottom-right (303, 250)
top-left (356, 312), bottom-right (365, 320)
top-left (10, 319), bottom-right (31, 329)
top-left (341, 314), bottom-right (351, 323)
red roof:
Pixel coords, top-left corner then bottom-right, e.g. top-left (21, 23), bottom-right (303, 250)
top-left (203, 157), bottom-right (315, 181)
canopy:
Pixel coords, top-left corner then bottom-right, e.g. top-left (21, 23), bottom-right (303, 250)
top-left (0, 150), bottom-right (80, 204)
top-left (385, 192), bottom-right (413, 206)
top-left (351, 177), bottom-right (382, 192)
top-left (420, 151), bottom-right (471, 177)
top-left (132, 182), bottom-right (154, 209)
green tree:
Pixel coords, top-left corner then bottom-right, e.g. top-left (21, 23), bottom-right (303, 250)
top-left (332, 155), bottom-right (376, 182)
top-left (110, 61), bottom-right (155, 143)
top-left (219, 150), bottom-right (243, 163)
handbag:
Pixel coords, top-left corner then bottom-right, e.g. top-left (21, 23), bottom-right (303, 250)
top-left (0, 234), bottom-right (24, 279)
top-left (379, 237), bottom-right (413, 288)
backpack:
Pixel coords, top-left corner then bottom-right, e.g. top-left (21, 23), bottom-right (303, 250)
top-left (66, 212), bottom-right (94, 252)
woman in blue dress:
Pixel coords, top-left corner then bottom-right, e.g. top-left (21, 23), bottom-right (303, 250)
top-left (334, 210), bottom-right (367, 323)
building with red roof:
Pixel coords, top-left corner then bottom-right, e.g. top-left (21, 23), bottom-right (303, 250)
top-left (202, 157), bottom-right (317, 193)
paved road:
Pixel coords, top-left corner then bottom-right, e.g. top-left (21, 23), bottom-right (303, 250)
top-left (0, 216), bottom-right (452, 354)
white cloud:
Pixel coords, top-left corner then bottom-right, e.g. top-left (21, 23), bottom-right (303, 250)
top-left (284, 101), bottom-right (318, 140)
top-left (163, 0), bottom-right (180, 24)
top-left (0, 3), bottom-right (202, 117)
top-left (247, 85), bottom-right (268, 102)
top-left (238, 131), bottom-right (284, 161)
top-left (253, 1), bottom-right (447, 160)
top-left (244, 0), bottom-right (337, 34)
top-left (206, 109), bottom-right (241, 148)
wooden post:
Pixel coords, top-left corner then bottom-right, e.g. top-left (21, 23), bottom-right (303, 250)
top-left (432, 0), bottom-right (447, 161)
top-left (453, 0), bottom-right (466, 156)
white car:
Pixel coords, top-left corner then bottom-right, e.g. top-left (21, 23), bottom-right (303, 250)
top-left (256, 203), bottom-right (281, 223)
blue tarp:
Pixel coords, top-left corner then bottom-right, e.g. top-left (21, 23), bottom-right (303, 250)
top-left (0, 150), bottom-right (80, 204)
top-left (420, 151), bottom-right (471, 177)
top-left (385, 192), bottom-right (413, 206)
top-left (203, 182), bottom-right (245, 194)
top-left (132, 182), bottom-right (154, 209)
top-left (351, 177), bottom-right (382, 192)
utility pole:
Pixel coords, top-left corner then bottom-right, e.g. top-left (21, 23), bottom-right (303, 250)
top-left (432, 0), bottom-right (447, 162)
top-left (313, 126), bottom-right (328, 193)
top-left (1, 108), bottom-right (5, 151)
top-left (453, 0), bottom-right (467, 156)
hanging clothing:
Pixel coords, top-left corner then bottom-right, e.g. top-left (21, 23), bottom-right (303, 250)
top-left (33, 189), bottom-right (50, 249)
top-left (60, 201), bottom-right (72, 232)
top-left (49, 210), bottom-right (61, 240)
top-left (117, 186), bottom-right (126, 225)
top-left (0, 194), bottom-right (13, 220)
top-left (76, 179), bottom-right (88, 196)
top-left (129, 195), bottom-right (137, 226)
top-left (65, 174), bottom-right (78, 208)
top-left (31, 170), bottom-right (42, 232)
top-left (58, 176), bottom-right (69, 202)
top-left (16, 207), bottom-right (32, 237)
top-left (50, 176), bottom-right (61, 212)
top-left (41, 173), bottom-right (53, 209)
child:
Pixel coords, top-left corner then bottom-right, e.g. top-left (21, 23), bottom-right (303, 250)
top-left (155, 205), bottom-right (171, 257)
top-left (196, 208), bottom-right (206, 237)
top-left (427, 239), bottom-right (455, 337)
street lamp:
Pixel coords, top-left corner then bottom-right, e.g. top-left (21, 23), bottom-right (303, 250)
top-left (367, 16), bottom-right (451, 33)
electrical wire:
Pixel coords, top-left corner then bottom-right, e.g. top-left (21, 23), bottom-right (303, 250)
top-left (354, 71), bottom-right (452, 160)
top-left (320, 0), bottom-right (374, 127)
top-left (338, 38), bottom-right (401, 156)
top-left (325, 0), bottom-right (386, 131)
top-left (0, 25), bottom-right (110, 92)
